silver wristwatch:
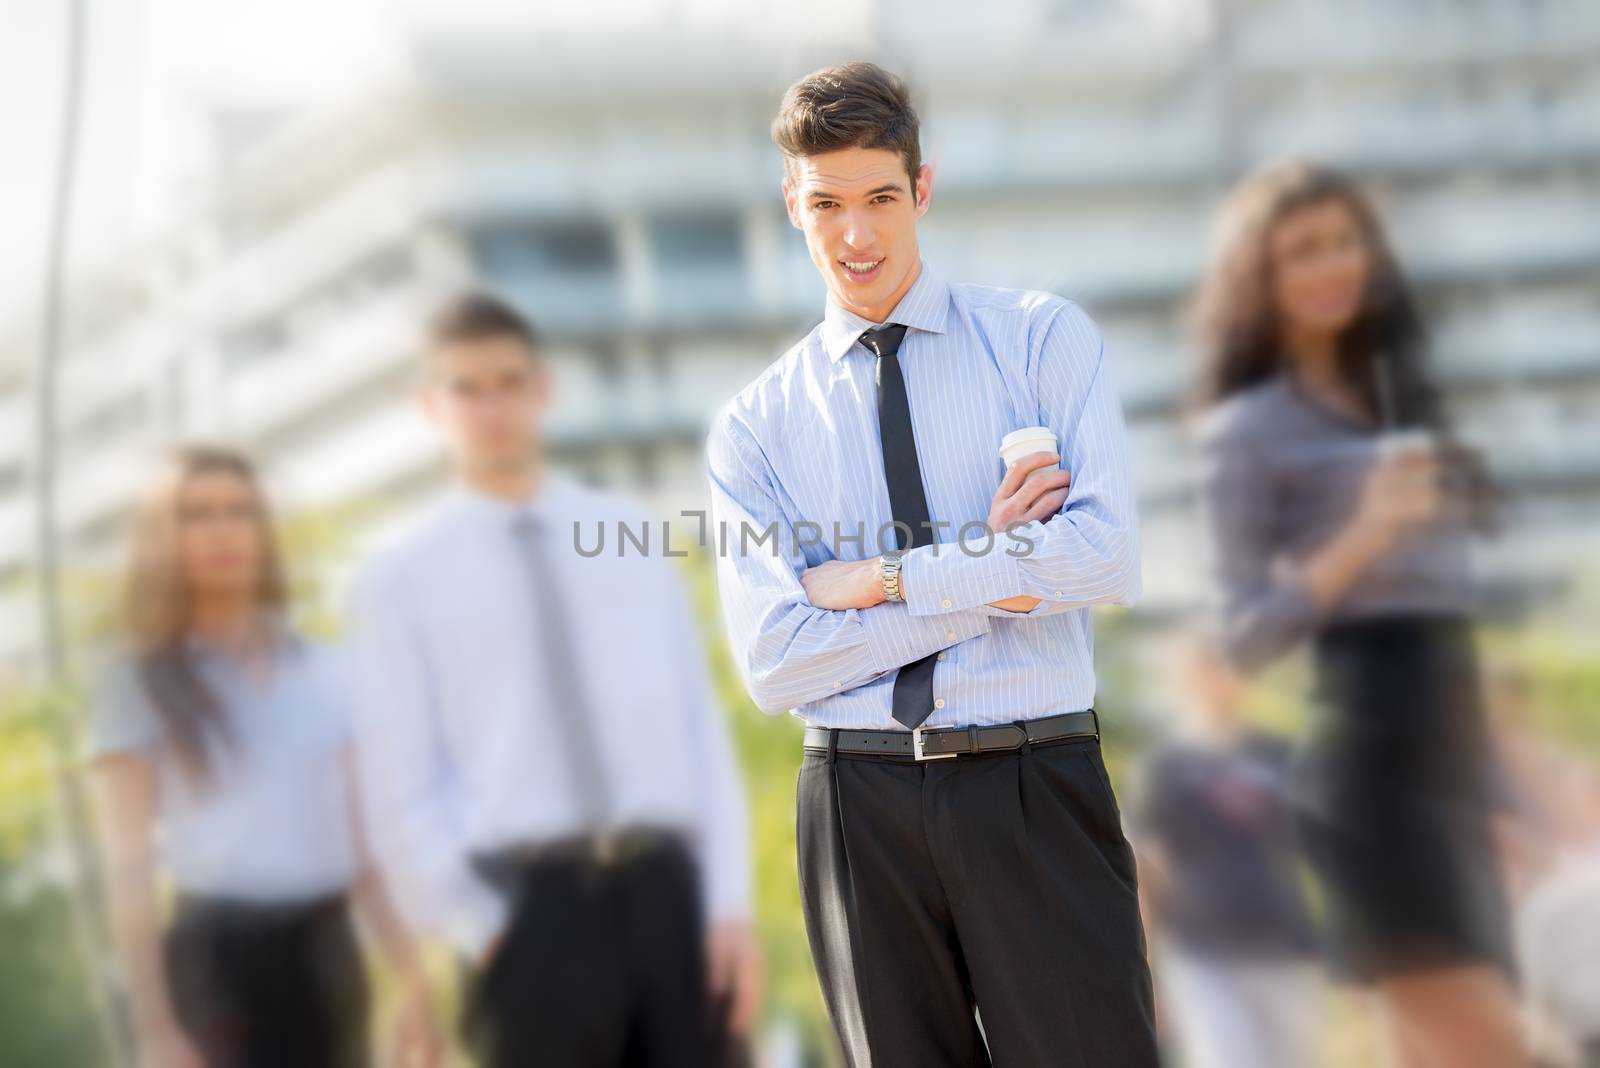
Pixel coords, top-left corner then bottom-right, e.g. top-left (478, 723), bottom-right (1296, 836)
top-left (881, 553), bottom-right (905, 603)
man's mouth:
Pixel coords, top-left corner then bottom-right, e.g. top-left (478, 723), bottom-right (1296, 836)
top-left (840, 258), bottom-right (884, 282)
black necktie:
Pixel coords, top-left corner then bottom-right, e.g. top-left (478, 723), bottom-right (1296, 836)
top-left (510, 511), bottom-right (613, 829)
top-left (861, 324), bottom-right (940, 729)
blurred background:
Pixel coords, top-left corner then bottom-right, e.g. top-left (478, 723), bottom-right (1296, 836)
top-left (1, 0), bottom-right (1597, 1065)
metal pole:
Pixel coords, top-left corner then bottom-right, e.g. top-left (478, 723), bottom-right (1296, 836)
top-left (1210, 0), bottom-right (1245, 181)
top-left (32, 0), bottom-right (131, 1064)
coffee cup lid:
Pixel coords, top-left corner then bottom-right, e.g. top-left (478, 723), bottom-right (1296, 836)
top-left (1000, 426), bottom-right (1056, 451)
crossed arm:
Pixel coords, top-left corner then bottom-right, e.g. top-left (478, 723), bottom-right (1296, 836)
top-left (795, 450), bottom-right (1072, 613)
top-left (706, 304), bottom-right (1140, 714)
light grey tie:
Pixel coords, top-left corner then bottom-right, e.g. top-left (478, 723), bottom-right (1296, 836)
top-left (510, 510), bottom-right (612, 831)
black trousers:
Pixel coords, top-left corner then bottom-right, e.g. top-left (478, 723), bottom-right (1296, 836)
top-left (163, 892), bottom-right (368, 1068)
top-left (797, 732), bottom-right (1158, 1068)
top-left (461, 830), bottom-right (740, 1068)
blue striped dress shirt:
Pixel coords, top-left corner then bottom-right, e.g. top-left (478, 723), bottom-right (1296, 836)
top-left (705, 261), bottom-right (1140, 731)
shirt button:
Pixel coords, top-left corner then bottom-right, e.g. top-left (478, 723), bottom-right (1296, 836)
top-left (945, 631), bottom-right (956, 641)
top-left (1054, 590), bottom-right (1063, 598)
top-left (941, 598), bottom-right (952, 608)
top-left (833, 680), bottom-right (842, 688)
top-left (934, 698), bottom-right (946, 709)
top-left (937, 652), bottom-right (947, 661)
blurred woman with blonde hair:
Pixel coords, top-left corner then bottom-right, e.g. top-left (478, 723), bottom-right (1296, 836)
top-left (87, 444), bottom-right (439, 1068)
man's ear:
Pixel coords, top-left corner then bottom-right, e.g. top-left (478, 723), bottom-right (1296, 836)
top-left (782, 179), bottom-right (803, 229)
top-left (416, 383), bottom-right (441, 426)
top-left (530, 357), bottom-right (553, 407)
top-left (913, 163), bottom-right (933, 217)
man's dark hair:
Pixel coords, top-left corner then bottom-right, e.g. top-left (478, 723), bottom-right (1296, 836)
top-left (772, 62), bottom-right (922, 187)
top-left (425, 291), bottom-right (541, 355)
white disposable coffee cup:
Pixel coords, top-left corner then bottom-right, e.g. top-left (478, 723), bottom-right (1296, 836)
top-left (999, 426), bottom-right (1059, 470)
top-left (1376, 428), bottom-right (1436, 461)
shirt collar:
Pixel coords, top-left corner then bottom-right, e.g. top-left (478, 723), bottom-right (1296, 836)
top-left (820, 259), bottom-right (951, 363)
top-left (449, 470), bottom-right (574, 528)
top-left (182, 611), bottom-right (299, 662)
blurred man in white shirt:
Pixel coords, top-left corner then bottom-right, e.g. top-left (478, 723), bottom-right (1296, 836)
top-left (347, 293), bottom-right (759, 1067)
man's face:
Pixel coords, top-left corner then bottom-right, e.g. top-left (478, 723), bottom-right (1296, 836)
top-left (783, 146), bottom-right (931, 322)
top-left (421, 335), bottom-right (549, 477)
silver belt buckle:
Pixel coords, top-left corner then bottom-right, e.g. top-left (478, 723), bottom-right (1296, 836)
top-left (912, 723), bottom-right (957, 762)
top-left (593, 828), bottom-right (619, 866)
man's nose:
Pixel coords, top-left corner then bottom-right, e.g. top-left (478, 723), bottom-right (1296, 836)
top-left (842, 211), bottom-right (875, 250)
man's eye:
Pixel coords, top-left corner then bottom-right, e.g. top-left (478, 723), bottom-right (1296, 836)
top-left (814, 201), bottom-right (836, 211)
top-left (872, 195), bottom-right (895, 204)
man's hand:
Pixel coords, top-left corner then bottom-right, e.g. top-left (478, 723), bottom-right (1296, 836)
top-left (475, 929), bottom-right (505, 971)
top-left (988, 452), bottom-right (1071, 533)
top-left (799, 453), bottom-right (1070, 614)
top-left (387, 972), bottom-right (445, 1068)
top-left (137, 1019), bottom-right (204, 1068)
top-left (984, 452), bottom-right (1071, 613)
top-left (706, 919), bottom-right (762, 1037)
top-left (800, 557), bottom-right (884, 610)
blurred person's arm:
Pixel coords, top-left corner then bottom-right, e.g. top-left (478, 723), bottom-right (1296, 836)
top-left (339, 746), bottom-right (444, 1068)
top-left (661, 560), bottom-right (762, 1035)
top-left (1191, 414), bottom-right (1316, 671)
top-left (797, 448), bottom-right (1080, 617)
top-left (1130, 836), bottom-right (1171, 1038)
top-left (899, 302), bottom-right (1141, 619)
top-left (83, 663), bottom-right (204, 1068)
top-left (89, 757), bottom-right (201, 1068)
top-left (345, 565), bottom-right (509, 966)
top-left (1255, 734), bottom-right (1305, 850)
top-left (1121, 755), bottom-right (1172, 1037)
top-left (706, 411), bottom-right (992, 714)
top-left (1121, 751), bottom-right (1172, 931)
top-left (1298, 448), bottom-right (1441, 609)
top-left (1194, 419), bottom-right (1442, 671)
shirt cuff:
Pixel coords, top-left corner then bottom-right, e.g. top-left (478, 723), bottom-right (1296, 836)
top-left (975, 597), bottom-right (1071, 619)
top-left (446, 880), bottom-right (511, 963)
top-left (853, 599), bottom-right (990, 674)
top-left (900, 529), bottom-right (1030, 617)
top-left (1222, 573), bottom-right (1328, 672)
top-left (704, 862), bottom-right (753, 923)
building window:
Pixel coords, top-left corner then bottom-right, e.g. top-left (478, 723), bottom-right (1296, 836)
top-left (66, 391), bottom-right (148, 453)
top-left (471, 220), bottom-right (618, 275)
top-left (221, 318), bottom-right (288, 369)
top-left (650, 212), bottom-right (743, 269)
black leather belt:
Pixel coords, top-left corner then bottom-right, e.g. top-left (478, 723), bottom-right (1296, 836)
top-left (804, 709), bottom-right (1099, 762)
top-left (474, 825), bottom-right (682, 875)
top-left (173, 891), bottom-right (347, 931)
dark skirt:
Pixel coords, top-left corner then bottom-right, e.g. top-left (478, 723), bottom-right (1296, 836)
top-left (163, 891), bottom-right (369, 1068)
top-left (1294, 613), bottom-right (1515, 984)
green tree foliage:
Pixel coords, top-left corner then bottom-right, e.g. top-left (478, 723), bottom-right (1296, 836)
top-left (0, 688), bottom-right (105, 1067)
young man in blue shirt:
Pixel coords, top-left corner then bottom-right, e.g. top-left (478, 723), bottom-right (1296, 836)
top-left (707, 62), bottom-right (1158, 1066)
